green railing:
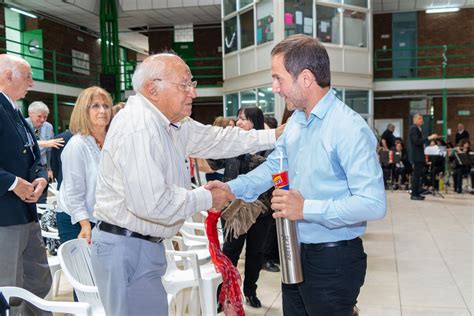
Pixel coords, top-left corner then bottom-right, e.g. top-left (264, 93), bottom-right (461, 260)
top-left (0, 36), bottom-right (223, 93)
top-left (374, 44), bottom-right (474, 80)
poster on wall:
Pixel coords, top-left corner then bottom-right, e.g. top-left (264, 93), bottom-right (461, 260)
top-left (72, 49), bottom-right (90, 75)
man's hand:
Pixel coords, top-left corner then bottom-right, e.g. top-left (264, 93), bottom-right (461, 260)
top-left (12, 177), bottom-right (34, 201)
top-left (428, 134), bottom-right (439, 141)
top-left (275, 123), bottom-right (286, 140)
top-left (47, 170), bottom-right (54, 182)
top-left (271, 189), bottom-right (305, 221)
top-left (205, 181), bottom-right (235, 210)
top-left (39, 138), bottom-right (65, 149)
top-left (24, 178), bottom-right (48, 203)
top-left (78, 220), bottom-right (92, 244)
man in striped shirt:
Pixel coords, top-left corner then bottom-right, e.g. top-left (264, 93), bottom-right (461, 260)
top-left (91, 53), bottom-right (282, 316)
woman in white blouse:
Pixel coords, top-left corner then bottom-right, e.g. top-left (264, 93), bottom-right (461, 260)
top-left (56, 86), bottom-right (112, 244)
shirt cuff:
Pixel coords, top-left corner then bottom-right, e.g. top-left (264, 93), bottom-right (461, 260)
top-left (302, 199), bottom-right (328, 223)
top-left (8, 177), bottom-right (18, 191)
top-left (69, 211), bottom-right (89, 225)
top-left (257, 129), bottom-right (276, 150)
top-left (194, 186), bottom-right (213, 212)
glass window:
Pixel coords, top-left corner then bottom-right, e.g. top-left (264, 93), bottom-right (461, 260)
top-left (224, 17), bottom-right (238, 54)
top-left (223, 0), bottom-right (237, 16)
top-left (256, 0), bottom-right (273, 45)
top-left (239, 0), bottom-right (253, 9)
top-left (257, 87), bottom-right (275, 113)
top-left (240, 9), bottom-right (255, 49)
top-left (319, 0), bottom-right (342, 3)
top-left (333, 88), bottom-right (343, 101)
top-left (345, 90), bottom-right (368, 114)
top-left (344, 0), bottom-right (368, 8)
top-left (316, 5), bottom-right (340, 44)
top-left (343, 9), bottom-right (366, 47)
top-left (225, 93), bottom-right (239, 117)
top-left (284, 0), bottom-right (313, 37)
top-left (240, 90), bottom-right (257, 108)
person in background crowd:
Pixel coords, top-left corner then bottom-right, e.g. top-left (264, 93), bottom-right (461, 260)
top-left (381, 123), bottom-right (396, 150)
top-left (56, 86), bottom-right (113, 245)
top-left (112, 101), bottom-right (126, 117)
top-left (408, 113), bottom-right (438, 201)
top-left (0, 54), bottom-right (52, 316)
top-left (25, 101), bottom-right (65, 202)
top-left (49, 129), bottom-right (73, 190)
top-left (208, 107), bottom-right (274, 308)
top-left (455, 123), bottom-right (470, 145)
top-left (452, 138), bottom-right (471, 194)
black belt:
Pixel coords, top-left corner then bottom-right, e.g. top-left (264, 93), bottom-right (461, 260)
top-left (97, 221), bottom-right (163, 243)
top-left (301, 237), bottom-right (360, 251)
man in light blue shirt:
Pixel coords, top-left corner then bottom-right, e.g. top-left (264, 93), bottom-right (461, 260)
top-left (207, 35), bottom-right (386, 315)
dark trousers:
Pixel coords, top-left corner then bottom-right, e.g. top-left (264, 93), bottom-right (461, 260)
top-left (411, 162), bottom-right (425, 196)
top-left (453, 166), bottom-right (470, 192)
top-left (282, 238), bottom-right (367, 316)
top-left (222, 214), bottom-right (273, 296)
top-left (263, 218), bottom-right (279, 263)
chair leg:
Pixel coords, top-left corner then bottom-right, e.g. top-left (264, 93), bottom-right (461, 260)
top-left (198, 278), bottom-right (221, 316)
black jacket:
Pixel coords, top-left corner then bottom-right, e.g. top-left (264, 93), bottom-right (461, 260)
top-left (0, 93), bottom-right (47, 226)
top-left (408, 124), bottom-right (427, 163)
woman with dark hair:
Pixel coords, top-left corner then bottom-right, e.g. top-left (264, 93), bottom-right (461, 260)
top-left (207, 106), bottom-right (273, 309)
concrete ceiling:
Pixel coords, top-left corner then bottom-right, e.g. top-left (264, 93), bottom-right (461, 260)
top-left (5, 0), bottom-right (221, 54)
top-left (373, 0), bottom-right (474, 13)
top-left (4, 0), bottom-right (474, 53)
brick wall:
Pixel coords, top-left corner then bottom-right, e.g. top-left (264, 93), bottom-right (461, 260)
top-left (373, 8), bottom-right (474, 79)
top-left (374, 98), bottom-right (411, 140)
top-left (433, 96), bottom-right (474, 144)
top-left (373, 13), bottom-right (392, 79)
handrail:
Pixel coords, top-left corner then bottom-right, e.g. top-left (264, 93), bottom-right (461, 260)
top-left (374, 44), bottom-right (474, 80)
top-left (0, 36), bottom-right (223, 91)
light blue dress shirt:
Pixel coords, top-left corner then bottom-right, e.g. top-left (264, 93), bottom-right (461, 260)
top-left (228, 89), bottom-right (386, 244)
top-left (26, 118), bottom-right (54, 166)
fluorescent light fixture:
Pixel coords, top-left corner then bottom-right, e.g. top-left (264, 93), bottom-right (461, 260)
top-left (426, 7), bottom-right (460, 14)
top-left (10, 7), bottom-right (37, 18)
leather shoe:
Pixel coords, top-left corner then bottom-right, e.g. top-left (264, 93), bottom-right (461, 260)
top-left (245, 295), bottom-right (262, 308)
top-left (261, 261), bottom-right (280, 272)
top-left (411, 195), bottom-right (425, 200)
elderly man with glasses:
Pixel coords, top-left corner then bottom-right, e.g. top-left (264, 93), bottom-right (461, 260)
top-left (91, 52), bottom-right (284, 316)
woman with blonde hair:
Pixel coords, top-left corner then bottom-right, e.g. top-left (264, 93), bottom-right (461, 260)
top-left (56, 86), bottom-right (113, 245)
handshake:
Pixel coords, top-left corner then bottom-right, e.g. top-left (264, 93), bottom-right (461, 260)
top-left (205, 181), bottom-right (235, 210)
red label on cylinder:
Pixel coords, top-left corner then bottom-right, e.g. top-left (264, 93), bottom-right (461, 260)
top-left (272, 171), bottom-right (289, 190)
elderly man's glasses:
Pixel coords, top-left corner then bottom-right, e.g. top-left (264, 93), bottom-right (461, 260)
top-left (88, 103), bottom-right (111, 111)
top-left (153, 78), bottom-right (197, 90)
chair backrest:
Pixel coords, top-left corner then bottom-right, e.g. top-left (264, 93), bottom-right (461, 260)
top-left (0, 286), bottom-right (91, 316)
top-left (57, 239), bottom-right (104, 314)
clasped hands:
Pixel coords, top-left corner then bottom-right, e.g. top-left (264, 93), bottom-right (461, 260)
top-left (13, 177), bottom-right (48, 203)
top-left (205, 180), bottom-right (305, 220)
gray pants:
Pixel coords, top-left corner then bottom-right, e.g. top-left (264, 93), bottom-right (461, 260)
top-left (91, 227), bottom-right (168, 316)
top-left (0, 222), bottom-right (52, 316)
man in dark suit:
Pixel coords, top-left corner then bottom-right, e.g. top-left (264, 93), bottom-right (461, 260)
top-left (455, 123), bottom-right (470, 145)
top-left (49, 129), bottom-right (73, 189)
top-left (408, 113), bottom-right (438, 201)
top-left (0, 54), bottom-right (52, 315)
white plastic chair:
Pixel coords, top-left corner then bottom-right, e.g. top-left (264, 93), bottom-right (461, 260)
top-left (163, 239), bottom-right (222, 316)
top-left (57, 239), bottom-right (105, 315)
top-left (0, 286), bottom-right (91, 316)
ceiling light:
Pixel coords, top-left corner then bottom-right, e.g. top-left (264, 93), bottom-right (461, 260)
top-left (426, 7), bottom-right (460, 14)
top-left (10, 7), bottom-right (37, 19)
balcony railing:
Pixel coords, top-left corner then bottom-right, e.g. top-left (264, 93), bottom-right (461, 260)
top-left (0, 36), bottom-right (223, 94)
top-left (374, 44), bottom-right (474, 80)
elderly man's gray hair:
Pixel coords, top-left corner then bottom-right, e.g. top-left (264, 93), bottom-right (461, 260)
top-left (28, 101), bottom-right (50, 115)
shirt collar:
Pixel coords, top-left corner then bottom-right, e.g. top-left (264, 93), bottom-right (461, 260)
top-left (1, 92), bottom-right (17, 110)
top-left (138, 93), bottom-right (182, 132)
top-left (293, 88), bottom-right (335, 126)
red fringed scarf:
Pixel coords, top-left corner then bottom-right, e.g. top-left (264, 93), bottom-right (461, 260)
top-left (205, 210), bottom-right (245, 316)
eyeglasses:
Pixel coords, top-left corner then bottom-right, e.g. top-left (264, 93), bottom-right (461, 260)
top-left (153, 78), bottom-right (197, 91)
top-left (88, 103), bottom-right (112, 111)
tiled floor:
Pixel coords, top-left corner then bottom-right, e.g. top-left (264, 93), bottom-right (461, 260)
top-left (53, 190), bottom-right (473, 315)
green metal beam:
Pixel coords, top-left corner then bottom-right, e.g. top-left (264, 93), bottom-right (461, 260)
top-left (100, 0), bottom-right (121, 102)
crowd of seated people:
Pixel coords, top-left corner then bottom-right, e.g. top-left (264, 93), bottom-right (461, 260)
top-left (378, 132), bottom-right (473, 194)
